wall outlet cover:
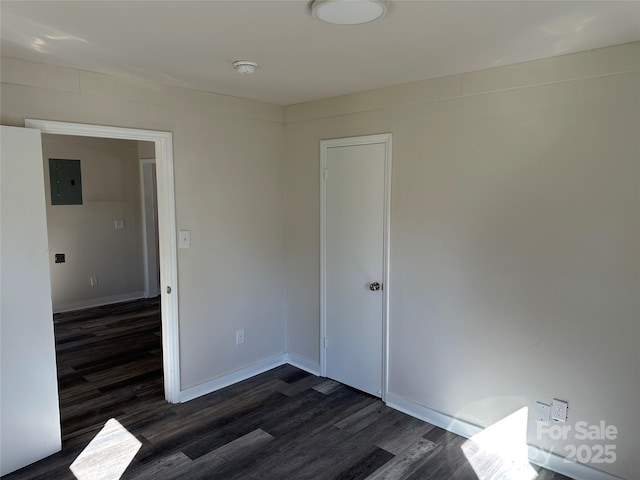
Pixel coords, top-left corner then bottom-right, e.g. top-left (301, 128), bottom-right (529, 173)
top-left (535, 401), bottom-right (551, 424)
top-left (552, 398), bottom-right (569, 422)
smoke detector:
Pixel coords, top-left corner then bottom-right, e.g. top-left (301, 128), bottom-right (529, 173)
top-left (233, 61), bottom-right (258, 74)
top-left (311, 0), bottom-right (388, 25)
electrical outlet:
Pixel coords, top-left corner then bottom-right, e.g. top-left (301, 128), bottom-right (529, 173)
top-left (536, 401), bottom-right (551, 424)
top-left (90, 275), bottom-right (99, 287)
top-left (552, 398), bottom-right (568, 422)
top-left (236, 329), bottom-right (245, 345)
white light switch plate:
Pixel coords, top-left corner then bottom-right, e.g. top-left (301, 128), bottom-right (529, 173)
top-left (114, 219), bottom-right (125, 230)
top-left (178, 230), bottom-right (191, 249)
top-left (535, 401), bottom-right (550, 424)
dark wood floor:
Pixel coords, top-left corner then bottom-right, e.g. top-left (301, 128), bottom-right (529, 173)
top-left (53, 297), bottom-right (164, 441)
top-left (4, 298), bottom-right (572, 480)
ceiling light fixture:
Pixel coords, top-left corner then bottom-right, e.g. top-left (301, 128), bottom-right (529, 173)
top-left (232, 60), bottom-right (258, 74)
top-left (311, 0), bottom-right (388, 25)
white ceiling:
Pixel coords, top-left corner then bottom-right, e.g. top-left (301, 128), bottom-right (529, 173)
top-left (1, 1), bottom-right (639, 106)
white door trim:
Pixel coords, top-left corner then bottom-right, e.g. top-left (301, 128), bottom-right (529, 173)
top-left (139, 158), bottom-right (159, 299)
top-left (320, 133), bottom-right (392, 401)
top-left (25, 119), bottom-right (181, 403)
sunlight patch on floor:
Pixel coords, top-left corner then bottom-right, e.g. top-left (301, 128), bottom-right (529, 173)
top-left (70, 418), bottom-right (141, 480)
top-left (461, 407), bottom-right (538, 480)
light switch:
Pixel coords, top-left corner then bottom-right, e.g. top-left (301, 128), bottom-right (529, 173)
top-left (179, 230), bottom-right (191, 249)
top-left (535, 402), bottom-right (550, 424)
top-left (114, 219), bottom-right (125, 230)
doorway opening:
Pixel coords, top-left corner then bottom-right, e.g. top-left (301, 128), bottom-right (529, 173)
top-left (40, 133), bottom-right (163, 439)
top-left (26, 119), bottom-right (180, 406)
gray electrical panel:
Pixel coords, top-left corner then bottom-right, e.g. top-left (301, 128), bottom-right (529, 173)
top-left (49, 159), bottom-right (82, 205)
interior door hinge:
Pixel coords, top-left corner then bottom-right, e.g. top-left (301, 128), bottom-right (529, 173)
top-left (324, 337), bottom-right (328, 349)
top-left (323, 167), bottom-right (328, 180)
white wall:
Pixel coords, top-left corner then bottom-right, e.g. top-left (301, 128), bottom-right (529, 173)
top-left (1, 126), bottom-right (61, 475)
top-left (138, 140), bottom-right (155, 159)
top-left (2, 41), bottom-right (638, 479)
top-left (0, 57), bottom-right (287, 391)
top-left (283, 43), bottom-right (640, 479)
top-left (42, 134), bottom-right (146, 311)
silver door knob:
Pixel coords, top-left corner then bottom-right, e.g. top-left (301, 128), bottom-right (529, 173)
top-left (369, 282), bottom-right (381, 291)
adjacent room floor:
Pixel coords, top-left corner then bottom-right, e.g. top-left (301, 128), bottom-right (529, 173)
top-left (53, 297), bottom-right (164, 440)
top-left (4, 299), bottom-right (571, 480)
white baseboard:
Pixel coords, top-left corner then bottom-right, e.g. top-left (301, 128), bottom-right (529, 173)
top-left (178, 353), bottom-right (320, 403)
top-left (385, 392), bottom-right (482, 439)
top-left (385, 393), bottom-right (624, 480)
top-left (53, 291), bottom-right (146, 313)
top-left (285, 353), bottom-right (321, 376)
top-left (526, 445), bottom-right (624, 480)
top-left (179, 354), bottom-right (288, 403)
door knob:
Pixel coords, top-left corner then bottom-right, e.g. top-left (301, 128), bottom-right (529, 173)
top-left (369, 282), bottom-right (381, 291)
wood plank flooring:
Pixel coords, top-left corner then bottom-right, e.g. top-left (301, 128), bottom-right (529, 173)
top-left (3, 299), bottom-right (572, 480)
top-left (52, 297), bottom-right (164, 441)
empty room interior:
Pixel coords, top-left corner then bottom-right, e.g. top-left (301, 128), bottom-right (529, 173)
top-left (0, 1), bottom-right (638, 480)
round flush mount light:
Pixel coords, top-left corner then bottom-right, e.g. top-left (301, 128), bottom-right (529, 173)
top-left (311, 0), bottom-right (388, 25)
top-left (232, 60), bottom-right (258, 74)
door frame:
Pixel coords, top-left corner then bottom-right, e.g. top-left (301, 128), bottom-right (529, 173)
top-left (319, 133), bottom-right (392, 401)
top-left (140, 158), bottom-right (160, 299)
top-left (25, 119), bottom-right (181, 403)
